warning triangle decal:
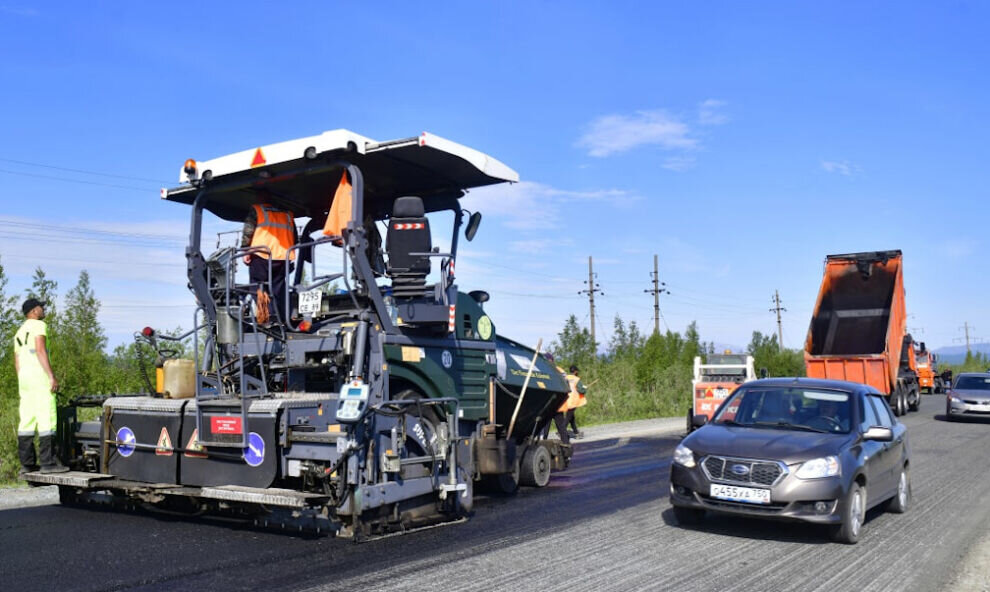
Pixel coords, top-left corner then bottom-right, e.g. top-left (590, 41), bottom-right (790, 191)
top-left (184, 428), bottom-right (207, 458)
top-left (250, 148), bottom-right (266, 167)
top-left (156, 427), bottom-right (173, 456)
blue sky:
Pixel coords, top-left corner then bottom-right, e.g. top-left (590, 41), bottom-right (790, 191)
top-left (0, 2), bottom-right (987, 352)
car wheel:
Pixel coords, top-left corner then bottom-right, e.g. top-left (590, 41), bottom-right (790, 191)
top-left (945, 402), bottom-right (955, 421)
top-left (831, 482), bottom-right (866, 544)
top-left (885, 467), bottom-right (910, 514)
top-left (673, 505), bottom-right (705, 526)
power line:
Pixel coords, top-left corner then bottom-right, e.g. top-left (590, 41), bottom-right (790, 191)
top-left (0, 157), bottom-right (170, 184)
top-left (0, 220), bottom-right (183, 242)
top-left (0, 167), bottom-right (155, 192)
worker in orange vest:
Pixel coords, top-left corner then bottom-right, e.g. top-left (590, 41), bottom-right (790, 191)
top-left (562, 365), bottom-right (587, 439)
top-left (241, 192), bottom-right (298, 325)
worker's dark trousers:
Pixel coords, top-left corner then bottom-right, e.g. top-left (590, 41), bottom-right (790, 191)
top-left (17, 435), bottom-right (36, 470)
top-left (552, 412), bottom-right (570, 445)
top-left (566, 409), bottom-right (578, 433)
top-left (249, 258), bottom-right (288, 323)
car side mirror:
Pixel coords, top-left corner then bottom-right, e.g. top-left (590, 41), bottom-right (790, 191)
top-left (465, 212), bottom-right (482, 241)
top-left (691, 414), bottom-right (709, 428)
top-left (863, 426), bottom-right (893, 442)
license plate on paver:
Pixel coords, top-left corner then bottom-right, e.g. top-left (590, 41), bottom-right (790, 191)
top-left (710, 484), bottom-right (771, 504)
top-left (298, 290), bottom-right (322, 315)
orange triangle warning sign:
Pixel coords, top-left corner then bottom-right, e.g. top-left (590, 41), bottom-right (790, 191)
top-left (184, 428), bottom-right (207, 458)
top-left (156, 427), bottom-right (173, 456)
top-left (250, 148), bottom-right (266, 167)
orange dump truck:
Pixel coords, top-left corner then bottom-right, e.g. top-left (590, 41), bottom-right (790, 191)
top-left (804, 250), bottom-right (920, 416)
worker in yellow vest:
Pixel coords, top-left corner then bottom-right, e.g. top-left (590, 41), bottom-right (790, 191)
top-left (562, 365), bottom-right (587, 439)
top-left (242, 193), bottom-right (298, 325)
top-left (15, 298), bottom-right (68, 475)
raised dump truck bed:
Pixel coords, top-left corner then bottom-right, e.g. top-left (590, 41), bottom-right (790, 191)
top-left (803, 250), bottom-right (920, 415)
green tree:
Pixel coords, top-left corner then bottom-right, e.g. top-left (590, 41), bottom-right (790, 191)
top-left (747, 331), bottom-right (806, 377)
top-left (58, 271), bottom-right (110, 403)
top-left (0, 256), bottom-right (21, 481)
top-left (550, 314), bottom-right (595, 367)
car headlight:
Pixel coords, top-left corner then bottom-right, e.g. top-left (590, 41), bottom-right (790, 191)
top-left (673, 444), bottom-right (696, 468)
top-left (948, 393), bottom-right (962, 403)
top-left (795, 456), bottom-right (840, 479)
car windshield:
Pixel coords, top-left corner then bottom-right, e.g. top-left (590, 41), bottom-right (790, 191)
top-left (954, 375), bottom-right (990, 390)
top-left (712, 386), bottom-right (852, 433)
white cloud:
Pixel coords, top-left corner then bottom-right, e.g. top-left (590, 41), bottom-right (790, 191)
top-left (661, 156), bottom-right (696, 172)
top-left (698, 99), bottom-right (729, 126)
top-left (821, 160), bottom-right (859, 176)
top-left (462, 181), bottom-right (636, 231)
top-left (577, 100), bottom-right (728, 167)
top-left (576, 110), bottom-right (696, 157)
top-left (0, 5), bottom-right (39, 17)
top-left (510, 239), bottom-right (566, 254)
top-left (938, 238), bottom-right (977, 259)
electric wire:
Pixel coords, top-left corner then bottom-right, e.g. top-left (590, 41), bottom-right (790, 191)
top-left (0, 157), bottom-right (170, 184)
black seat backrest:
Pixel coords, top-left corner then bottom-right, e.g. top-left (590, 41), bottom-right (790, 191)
top-left (386, 196), bottom-right (431, 280)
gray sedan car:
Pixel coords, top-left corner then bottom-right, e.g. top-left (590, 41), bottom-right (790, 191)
top-left (946, 373), bottom-right (990, 420)
top-left (670, 378), bottom-right (910, 544)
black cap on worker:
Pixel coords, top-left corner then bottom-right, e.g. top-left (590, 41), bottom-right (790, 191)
top-left (22, 297), bottom-right (45, 316)
top-left (569, 365), bottom-right (579, 373)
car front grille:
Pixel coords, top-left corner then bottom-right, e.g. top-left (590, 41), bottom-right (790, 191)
top-left (702, 456), bottom-right (786, 487)
top-left (963, 399), bottom-right (990, 406)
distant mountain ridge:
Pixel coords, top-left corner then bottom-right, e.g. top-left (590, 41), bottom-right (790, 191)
top-left (932, 343), bottom-right (990, 365)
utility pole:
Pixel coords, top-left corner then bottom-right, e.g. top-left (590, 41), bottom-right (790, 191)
top-left (770, 290), bottom-right (787, 348)
top-left (579, 256), bottom-right (604, 348)
top-left (643, 254), bottom-right (669, 335)
top-left (958, 322), bottom-right (974, 354)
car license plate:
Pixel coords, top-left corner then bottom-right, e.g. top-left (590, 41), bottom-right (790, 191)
top-left (710, 484), bottom-right (771, 504)
top-left (298, 290), bottom-right (322, 315)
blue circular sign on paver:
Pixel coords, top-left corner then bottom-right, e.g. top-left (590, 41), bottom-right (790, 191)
top-left (243, 432), bottom-right (265, 467)
top-left (116, 427), bottom-right (136, 457)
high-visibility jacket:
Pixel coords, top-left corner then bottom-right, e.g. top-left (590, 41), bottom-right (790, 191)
top-left (250, 204), bottom-right (296, 261)
top-left (559, 373), bottom-right (587, 412)
top-left (323, 171), bottom-right (352, 238)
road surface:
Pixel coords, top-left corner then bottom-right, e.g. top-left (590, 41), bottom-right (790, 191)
top-left (1, 396), bottom-right (988, 592)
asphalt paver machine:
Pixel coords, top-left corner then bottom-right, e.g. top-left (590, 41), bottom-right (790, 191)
top-left (25, 130), bottom-right (572, 539)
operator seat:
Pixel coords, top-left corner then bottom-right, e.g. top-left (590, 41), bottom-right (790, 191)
top-left (386, 196), bottom-right (432, 298)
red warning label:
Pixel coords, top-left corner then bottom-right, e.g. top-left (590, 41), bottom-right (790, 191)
top-left (184, 429), bottom-right (207, 458)
top-left (156, 427), bottom-right (173, 456)
top-left (211, 416), bottom-right (243, 435)
top-left (250, 148), bottom-right (266, 167)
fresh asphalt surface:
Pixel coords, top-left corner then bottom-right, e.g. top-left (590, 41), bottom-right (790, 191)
top-left (2, 395), bottom-right (989, 592)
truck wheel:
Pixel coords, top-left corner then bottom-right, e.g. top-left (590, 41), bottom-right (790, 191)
top-left (519, 443), bottom-right (552, 487)
top-left (908, 385), bottom-right (920, 412)
top-left (889, 392), bottom-right (902, 417)
top-left (686, 408), bottom-right (694, 434)
top-left (830, 482), bottom-right (865, 544)
top-left (495, 457), bottom-right (521, 494)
